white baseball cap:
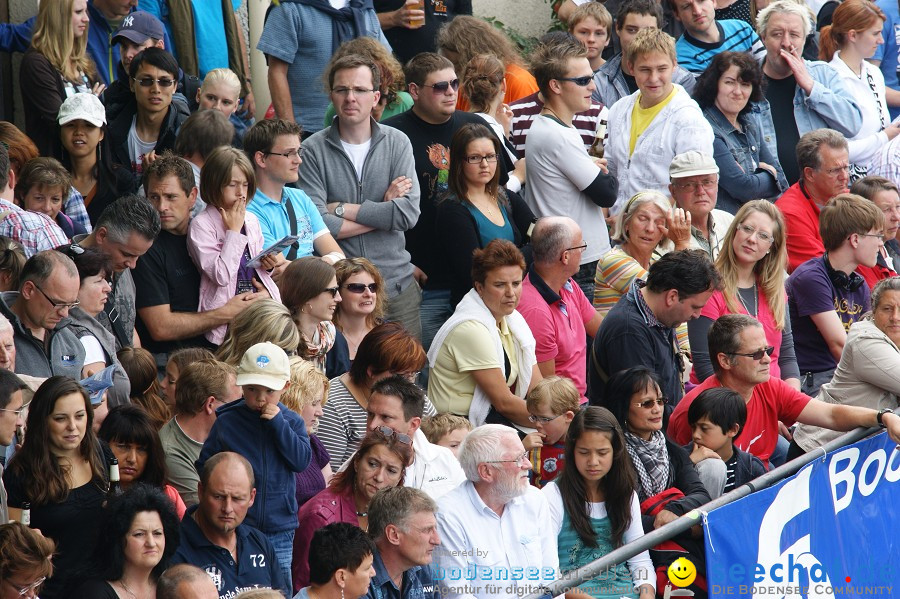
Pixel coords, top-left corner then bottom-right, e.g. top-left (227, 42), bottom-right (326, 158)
top-left (58, 93), bottom-right (107, 128)
top-left (236, 342), bottom-right (291, 390)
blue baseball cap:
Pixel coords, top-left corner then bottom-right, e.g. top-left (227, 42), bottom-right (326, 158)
top-left (112, 11), bottom-right (165, 45)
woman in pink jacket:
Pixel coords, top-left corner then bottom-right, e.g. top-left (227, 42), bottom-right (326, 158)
top-left (188, 146), bottom-right (282, 344)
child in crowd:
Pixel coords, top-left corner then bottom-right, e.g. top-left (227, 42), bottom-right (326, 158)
top-left (197, 342), bottom-right (312, 589)
top-left (542, 407), bottom-right (656, 599)
top-left (687, 387), bottom-right (766, 499)
top-left (524, 375), bottom-right (580, 488)
top-left (160, 346), bottom-right (217, 408)
top-left (568, 1), bottom-right (613, 72)
top-left (14, 156), bottom-right (87, 237)
top-left (420, 413), bottom-right (472, 458)
top-left (187, 146), bottom-right (282, 345)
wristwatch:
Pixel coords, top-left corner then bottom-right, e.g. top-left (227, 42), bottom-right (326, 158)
top-left (877, 408), bottom-right (893, 428)
top-left (335, 203), bottom-right (345, 217)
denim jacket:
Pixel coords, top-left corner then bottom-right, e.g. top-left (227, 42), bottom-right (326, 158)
top-left (703, 104), bottom-right (788, 214)
top-left (593, 53), bottom-right (698, 107)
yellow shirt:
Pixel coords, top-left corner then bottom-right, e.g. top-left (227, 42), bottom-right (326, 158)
top-left (629, 86), bottom-right (677, 157)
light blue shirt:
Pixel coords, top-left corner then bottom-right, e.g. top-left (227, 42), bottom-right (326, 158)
top-left (247, 186), bottom-right (328, 258)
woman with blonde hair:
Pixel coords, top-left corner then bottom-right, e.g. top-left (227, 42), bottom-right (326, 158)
top-left (21, 0), bottom-right (104, 160)
top-left (687, 200), bottom-right (800, 387)
top-left (333, 258), bottom-right (386, 361)
top-left (215, 299), bottom-right (301, 367)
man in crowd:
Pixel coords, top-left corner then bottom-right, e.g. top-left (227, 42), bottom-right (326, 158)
top-left (668, 314), bottom-right (900, 466)
top-left (245, 119), bottom-right (344, 263)
top-left (382, 52), bottom-right (488, 346)
top-left (434, 424), bottom-right (559, 599)
top-left (135, 153), bottom-right (258, 357)
top-left (775, 129), bottom-right (851, 271)
top-left (594, 0), bottom-right (696, 106)
top-left (366, 486), bottom-right (441, 599)
top-left (366, 376), bottom-right (466, 499)
top-left (517, 217), bottom-right (602, 403)
top-left (672, 0), bottom-right (764, 73)
top-left (76, 195), bottom-right (161, 349)
top-left (0, 251), bottom-right (83, 379)
top-left (160, 360), bottom-right (240, 507)
top-left (103, 11), bottom-right (170, 121)
top-left (757, 0), bottom-right (861, 184)
top-left (171, 452), bottom-right (289, 598)
top-left (157, 564), bottom-right (220, 599)
top-left (374, 0), bottom-right (471, 64)
top-left (302, 55), bottom-right (422, 338)
top-left (589, 249), bottom-right (721, 407)
top-left (525, 39), bottom-right (617, 300)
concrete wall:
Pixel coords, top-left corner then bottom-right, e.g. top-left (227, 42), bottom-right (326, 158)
top-left (473, 0), bottom-right (554, 39)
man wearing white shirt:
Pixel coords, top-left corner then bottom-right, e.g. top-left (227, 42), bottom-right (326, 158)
top-left (434, 424), bottom-right (559, 599)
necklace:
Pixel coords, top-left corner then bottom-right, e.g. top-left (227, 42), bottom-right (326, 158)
top-left (472, 197), bottom-right (498, 217)
top-left (117, 579), bottom-right (145, 599)
top-left (737, 283), bottom-right (759, 317)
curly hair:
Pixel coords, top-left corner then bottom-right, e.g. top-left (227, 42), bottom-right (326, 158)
top-left (692, 52), bottom-right (764, 115)
top-left (436, 15), bottom-right (523, 75)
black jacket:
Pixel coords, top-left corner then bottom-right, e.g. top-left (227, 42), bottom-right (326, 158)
top-left (104, 63), bottom-right (199, 124)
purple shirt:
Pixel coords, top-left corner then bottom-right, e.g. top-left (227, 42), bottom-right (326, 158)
top-left (295, 434), bottom-right (329, 509)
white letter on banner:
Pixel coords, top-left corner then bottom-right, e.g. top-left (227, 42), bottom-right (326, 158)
top-left (828, 447), bottom-right (859, 516)
top-left (886, 445), bottom-right (900, 483)
top-left (858, 450), bottom-right (886, 497)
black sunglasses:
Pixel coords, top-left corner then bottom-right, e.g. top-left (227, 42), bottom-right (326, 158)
top-left (728, 346), bottom-right (775, 360)
top-left (422, 79), bottom-right (460, 93)
top-left (322, 286), bottom-right (340, 297)
top-left (557, 75), bottom-right (593, 87)
top-left (344, 283), bottom-right (378, 293)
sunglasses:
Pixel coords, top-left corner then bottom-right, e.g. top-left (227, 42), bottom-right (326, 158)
top-left (728, 346), bottom-right (775, 360)
top-left (344, 282), bottom-right (378, 294)
top-left (422, 78), bottom-right (460, 93)
top-left (633, 397), bottom-right (669, 410)
top-left (557, 75), bottom-right (593, 87)
top-left (373, 425), bottom-right (412, 445)
top-left (132, 76), bottom-right (176, 88)
top-left (322, 286), bottom-right (340, 297)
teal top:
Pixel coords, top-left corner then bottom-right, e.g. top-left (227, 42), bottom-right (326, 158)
top-left (323, 91), bottom-right (414, 127)
top-left (557, 512), bottom-right (639, 599)
top-left (466, 202), bottom-right (514, 248)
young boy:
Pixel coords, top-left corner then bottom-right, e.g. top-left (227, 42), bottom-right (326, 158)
top-left (671, 0), bottom-right (764, 73)
top-left (523, 376), bottom-right (580, 488)
top-left (14, 157), bottom-right (86, 238)
top-left (420, 413), bottom-right (471, 458)
top-left (569, 2), bottom-right (613, 72)
top-left (687, 387), bottom-right (765, 499)
top-left (606, 27), bottom-right (713, 214)
top-left (196, 341), bottom-right (310, 588)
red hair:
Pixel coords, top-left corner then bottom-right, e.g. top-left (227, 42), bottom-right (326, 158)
top-left (819, 0), bottom-right (886, 61)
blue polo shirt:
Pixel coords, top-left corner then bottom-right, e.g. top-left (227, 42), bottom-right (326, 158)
top-left (247, 187), bottom-right (328, 258)
top-left (171, 506), bottom-right (288, 599)
top-left (365, 548), bottom-right (440, 599)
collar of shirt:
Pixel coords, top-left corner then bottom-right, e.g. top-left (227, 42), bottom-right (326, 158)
top-left (465, 479), bottom-right (524, 519)
top-left (526, 266), bottom-right (572, 311)
top-left (690, 214), bottom-right (716, 256)
top-left (370, 548), bottom-right (434, 597)
top-left (181, 504), bottom-right (252, 550)
top-left (628, 278), bottom-right (665, 329)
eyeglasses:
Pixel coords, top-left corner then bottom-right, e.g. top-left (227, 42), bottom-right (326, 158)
top-left (373, 425), bottom-right (412, 445)
top-left (728, 345), bottom-right (775, 360)
top-left (817, 164), bottom-right (850, 177)
top-left (528, 412), bottom-right (562, 424)
top-left (672, 178), bottom-right (718, 192)
top-left (485, 450), bottom-right (530, 465)
top-left (633, 397), bottom-right (669, 410)
top-left (556, 75), bottom-right (594, 87)
top-left (266, 148), bottom-right (303, 159)
top-left (332, 86), bottom-right (376, 96)
top-left (322, 286), bottom-right (340, 297)
top-left (565, 242), bottom-right (588, 252)
top-left (736, 224), bottom-right (774, 244)
top-left (421, 79), bottom-right (460, 93)
top-left (132, 76), bottom-right (176, 88)
top-left (464, 153), bottom-right (499, 164)
top-left (344, 282), bottom-right (378, 293)
top-left (858, 232), bottom-right (886, 240)
top-left (5, 576), bottom-right (46, 597)
top-left (32, 283), bottom-right (80, 311)
top-left (0, 400), bottom-right (30, 418)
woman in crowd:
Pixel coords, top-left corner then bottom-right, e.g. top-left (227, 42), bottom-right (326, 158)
top-left (97, 405), bottom-right (186, 518)
top-left (15, 158), bottom-right (87, 238)
top-left (0, 522), bottom-right (56, 599)
top-left (61, 245), bottom-right (131, 407)
top-left (319, 322), bottom-right (431, 471)
top-left (215, 298), bottom-right (300, 367)
top-left (159, 346), bottom-right (217, 408)
top-left (694, 52), bottom-right (787, 215)
top-left (820, 0), bottom-right (900, 182)
top-left (117, 348), bottom-right (171, 430)
top-left (293, 523), bottom-right (376, 599)
top-left (2, 377), bottom-right (111, 598)
top-left (281, 356), bottom-right (333, 508)
top-left (196, 68), bottom-right (245, 146)
top-left (21, 0), bottom-right (104, 160)
top-left (436, 15), bottom-right (538, 110)
top-left (280, 256), bottom-right (349, 378)
top-left (57, 93), bottom-right (137, 223)
top-left (291, 429), bottom-right (410, 592)
top-left (791, 277), bottom-right (900, 456)
top-left (333, 258), bottom-right (385, 362)
top-left (0, 237), bottom-right (26, 292)
top-left (542, 407), bottom-right (655, 599)
top-left (428, 239), bottom-right (541, 428)
top-left (76, 484), bottom-right (180, 599)
top-left (322, 36), bottom-right (413, 125)
top-left (0, 121), bottom-right (39, 176)
top-left (188, 146), bottom-right (281, 346)
top-left (436, 124), bottom-right (535, 305)
top-left (687, 200), bottom-right (800, 387)
top-left (852, 176), bottom-right (900, 285)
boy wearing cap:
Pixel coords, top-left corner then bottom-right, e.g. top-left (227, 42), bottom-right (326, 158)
top-left (196, 341), bottom-right (310, 589)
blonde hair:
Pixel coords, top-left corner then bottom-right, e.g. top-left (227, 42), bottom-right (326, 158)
top-left (216, 299), bottom-right (301, 366)
top-left (199, 146), bottom-right (255, 209)
top-left (715, 200), bottom-right (788, 329)
top-left (420, 413), bottom-right (472, 444)
top-left (611, 190), bottom-right (671, 245)
top-left (569, 2), bottom-right (613, 31)
top-left (201, 68), bottom-right (242, 99)
top-left (280, 356), bottom-right (329, 414)
top-left (525, 376), bottom-right (581, 415)
top-left (757, 0), bottom-right (813, 39)
top-left (31, 0), bottom-right (96, 82)
top-left (623, 27), bottom-right (677, 67)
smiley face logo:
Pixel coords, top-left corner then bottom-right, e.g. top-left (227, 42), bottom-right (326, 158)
top-left (667, 557), bottom-right (697, 587)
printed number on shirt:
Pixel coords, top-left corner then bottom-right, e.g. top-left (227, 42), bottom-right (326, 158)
top-left (250, 554), bottom-right (266, 567)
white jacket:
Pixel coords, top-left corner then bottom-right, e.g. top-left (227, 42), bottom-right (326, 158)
top-left (607, 84), bottom-right (714, 214)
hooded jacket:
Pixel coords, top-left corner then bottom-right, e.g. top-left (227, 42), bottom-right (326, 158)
top-left (107, 98), bottom-right (191, 185)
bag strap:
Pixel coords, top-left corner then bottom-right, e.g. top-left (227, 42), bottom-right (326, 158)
top-left (103, 277), bottom-right (130, 348)
top-left (590, 342), bottom-right (609, 385)
top-left (283, 194), bottom-right (300, 261)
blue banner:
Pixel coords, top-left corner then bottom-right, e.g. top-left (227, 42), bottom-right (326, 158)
top-left (704, 431), bottom-right (900, 598)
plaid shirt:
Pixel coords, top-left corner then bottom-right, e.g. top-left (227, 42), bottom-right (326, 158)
top-left (0, 198), bottom-right (70, 256)
top-left (64, 186), bottom-right (92, 233)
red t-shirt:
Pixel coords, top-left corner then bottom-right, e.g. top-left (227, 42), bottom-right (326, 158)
top-left (668, 375), bottom-right (811, 466)
top-left (775, 182), bottom-right (824, 273)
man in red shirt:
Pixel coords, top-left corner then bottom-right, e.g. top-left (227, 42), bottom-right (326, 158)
top-left (775, 129), bottom-right (850, 272)
top-left (668, 314), bottom-right (900, 466)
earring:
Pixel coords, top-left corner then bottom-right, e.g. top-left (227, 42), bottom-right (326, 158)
top-left (341, 588), bottom-right (345, 599)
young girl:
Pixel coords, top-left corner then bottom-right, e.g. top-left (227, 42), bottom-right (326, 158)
top-left (187, 146), bottom-right (282, 345)
top-left (542, 407), bottom-right (655, 599)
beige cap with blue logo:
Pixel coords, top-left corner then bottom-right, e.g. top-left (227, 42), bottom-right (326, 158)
top-left (236, 342), bottom-right (291, 390)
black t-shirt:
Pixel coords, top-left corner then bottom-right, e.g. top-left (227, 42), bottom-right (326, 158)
top-left (623, 72), bottom-right (639, 94)
top-left (373, 0), bottom-right (472, 64)
top-left (132, 229), bottom-right (208, 354)
top-left (765, 73), bottom-right (801, 185)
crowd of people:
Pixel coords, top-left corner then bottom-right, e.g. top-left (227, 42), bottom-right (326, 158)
top-left (1, 0), bottom-right (900, 598)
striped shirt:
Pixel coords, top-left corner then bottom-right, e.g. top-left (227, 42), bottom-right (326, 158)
top-left (676, 19), bottom-right (765, 74)
top-left (0, 198), bottom-right (69, 257)
top-left (509, 92), bottom-right (607, 156)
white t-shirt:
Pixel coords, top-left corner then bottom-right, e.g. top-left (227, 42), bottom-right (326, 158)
top-left (80, 335), bottom-right (106, 366)
top-left (524, 115), bottom-right (609, 263)
top-left (127, 117), bottom-right (157, 176)
top-left (340, 138), bottom-right (372, 180)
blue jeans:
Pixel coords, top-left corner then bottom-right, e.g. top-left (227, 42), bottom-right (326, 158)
top-left (420, 288), bottom-right (453, 352)
top-left (267, 528), bottom-right (294, 591)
